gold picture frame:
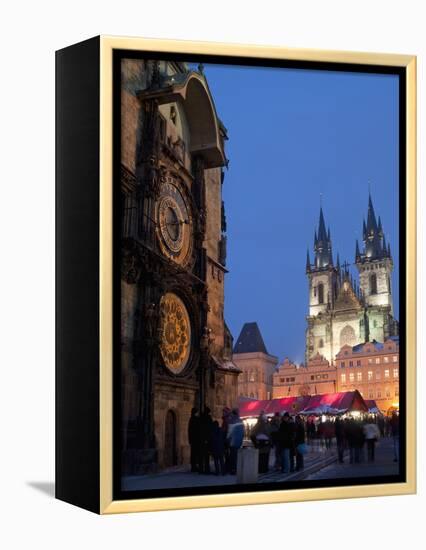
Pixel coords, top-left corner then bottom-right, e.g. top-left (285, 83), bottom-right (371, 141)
top-left (56, 35), bottom-right (416, 514)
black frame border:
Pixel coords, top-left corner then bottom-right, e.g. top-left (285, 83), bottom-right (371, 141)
top-left (112, 49), bottom-right (407, 502)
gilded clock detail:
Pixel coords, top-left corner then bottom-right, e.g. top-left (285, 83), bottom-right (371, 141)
top-left (156, 178), bottom-right (193, 266)
top-left (159, 293), bottom-right (191, 374)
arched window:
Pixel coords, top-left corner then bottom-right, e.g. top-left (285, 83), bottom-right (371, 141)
top-left (340, 325), bottom-right (356, 348)
top-left (318, 283), bottom-right (324, 304)
top-left (370, 273), bottom-right (377, 295)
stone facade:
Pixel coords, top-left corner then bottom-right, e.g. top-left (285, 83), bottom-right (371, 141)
top-left (272, 354), bottom-right (337, 398)
top-left (233, 323), bottom-right (278, 400)
top-left (335, 338), bottom-right (400, 413)
top-left (120, 59), bottom-right (240, 474)
top-left (306, 198), bottom-right (398, 365)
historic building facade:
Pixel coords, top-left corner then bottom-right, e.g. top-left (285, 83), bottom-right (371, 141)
top-left (335, 337), bottom-right (400, 413)
top-left (233, 322), bottom-right (278, 400)
top-left (305, 196), bottom-right (399, 365)
top-left (272, 354), bottom-right (337, 399)
top-left (120, 59), bottom-right (240, 474)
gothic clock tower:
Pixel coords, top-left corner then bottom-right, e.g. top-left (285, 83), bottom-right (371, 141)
top-left (120, 59), bottom-right (240, 473)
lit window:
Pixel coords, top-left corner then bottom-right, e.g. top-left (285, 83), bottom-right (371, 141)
top-left (341, 374), bottom-right (346, 383)
top-left (375, 357), bottom-right (380, 364)
top-left (370, 273), bottom-right (377, 295)
top-left (357, 372), bottom-right (362, 382)
top-left (368, 358), bottom-right (373, 364)
top-left (384, 356), bottom-right (389, 363)
top-left (393, 368), bottom-right (399, 378)
top-left (318, 283), bottom-right (324, 304)
top-left (393, 356), bottom-right (398, 363)
top-left (384, 369), bottom-right (390, 379)
top-left (349, 373), bottom-right (355, 382)
top-left (368, 371), bottom-right (373, 381)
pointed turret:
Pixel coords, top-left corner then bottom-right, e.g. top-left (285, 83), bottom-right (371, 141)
top-left (359, 193), bottom-right (388, 261)
top-left (313, 206), bottom-right (333, 269)
top-left (306, 249), bottom-right (311, 273)
top-left (355, 239), bottom-right (361, 262)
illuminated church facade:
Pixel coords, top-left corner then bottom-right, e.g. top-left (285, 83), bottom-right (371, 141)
top-left (305, 195), bottom-right (399, 365)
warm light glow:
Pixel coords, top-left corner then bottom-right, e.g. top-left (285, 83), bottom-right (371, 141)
top-left (351, 411), bottom-right (361, 418)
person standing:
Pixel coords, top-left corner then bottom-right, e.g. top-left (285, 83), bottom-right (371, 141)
top-left (250, 413), bottom-right (272, 474)
top-left (363, 419), bottom-right (380, 462)
top-left (227, 408), bottom-right (244, 475)
top-left (334, 416), bottom-right (345, 464)
top-left (199, 407), bottom-right (213, 474)
top-left (270, 412), bottom-right (282, 471)
top-left (390, 411), bottom-right (400, 462)
top-left (209, 420), bottom-right (226, 475)
top-left (279, 412), bottom-right (295, 474)
top-left (188, 407), bottom-right (201, 472)
top-left (294, 415), bottom-right (306, 471)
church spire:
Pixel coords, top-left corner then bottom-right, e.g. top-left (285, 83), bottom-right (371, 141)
top-left (355, 239), bottom-right (361, 262)
top-left (306, 249), bottom-right (311, 273)
top-left (313, 204), bottom-right (333, 269)
top-left (358, 192), bottom-right (388, 261)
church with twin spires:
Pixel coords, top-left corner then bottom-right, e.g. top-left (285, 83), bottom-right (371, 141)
top-left (305, 194), bottom-right (399, 366)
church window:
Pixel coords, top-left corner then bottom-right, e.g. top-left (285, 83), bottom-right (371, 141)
top-left (368, 371), bottom-right (373, 381)
top-left (319, 338), bottom-right (324, 348)
top-left (340, 325), bottom-right (356, 348)
top-left (318, 283), bottom-right (324, 304)
top-left (384, 369), bottom-right (390, 379)
top-left (357, 372), bottom-right (362, 382)
top-left (341, 374), bottom-right (346, 384)
top-left (393, 368), bottom-right (398, 378)
top-left (370, 273), bottom-right (377, 295)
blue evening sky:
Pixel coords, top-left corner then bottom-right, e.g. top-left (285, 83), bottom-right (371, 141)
top-left (194, 63), bottom-right (399, 364)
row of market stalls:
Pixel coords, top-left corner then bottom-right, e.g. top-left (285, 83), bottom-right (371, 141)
top-left (238, 390), bottom-right (378, 420)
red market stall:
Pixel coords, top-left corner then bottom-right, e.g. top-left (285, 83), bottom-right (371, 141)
top-left (239, 390), bottom-right (368, 419)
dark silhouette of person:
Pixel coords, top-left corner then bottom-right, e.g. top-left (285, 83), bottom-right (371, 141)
top-left (209, 420), bottom-right (226, 475)
top-left (335, 417), bottom-right (346, 463)
top-left (294, 415), bottom-right (306, 471)
top-left (199, 406), bottom-right (214, 474)
top-left (188, 407), bottom-right (201, 472)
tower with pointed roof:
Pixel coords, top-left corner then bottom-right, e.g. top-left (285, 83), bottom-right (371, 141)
top-left (305, 194), bottom-right (398, 365)
top-left (355, 193), bottom-right (398, 341)
top-left (232, 322), bottom-right (278, 400)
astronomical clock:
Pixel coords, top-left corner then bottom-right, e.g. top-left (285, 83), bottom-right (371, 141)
top-left (119, 59), bottom-right (240, 474)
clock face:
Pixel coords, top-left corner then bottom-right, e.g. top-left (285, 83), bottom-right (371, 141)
top-left (156, 178), bottom-right (193, 265)
top-left (159, 293), bottom-right (191, 374)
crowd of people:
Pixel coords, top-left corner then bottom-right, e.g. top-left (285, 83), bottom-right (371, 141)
top-left (187, 407), bottom-right (244, 476)
top-left (187, 406), bottom-right (400, 477)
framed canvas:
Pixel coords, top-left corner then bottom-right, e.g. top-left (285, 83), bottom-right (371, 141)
top-left (55, 36), bottom-right (416, 514)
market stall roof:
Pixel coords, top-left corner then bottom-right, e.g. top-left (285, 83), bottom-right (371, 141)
top-left (365, 399), bottom-right (380, 413)
top-left (238, 390), bottom-right (368, 418)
